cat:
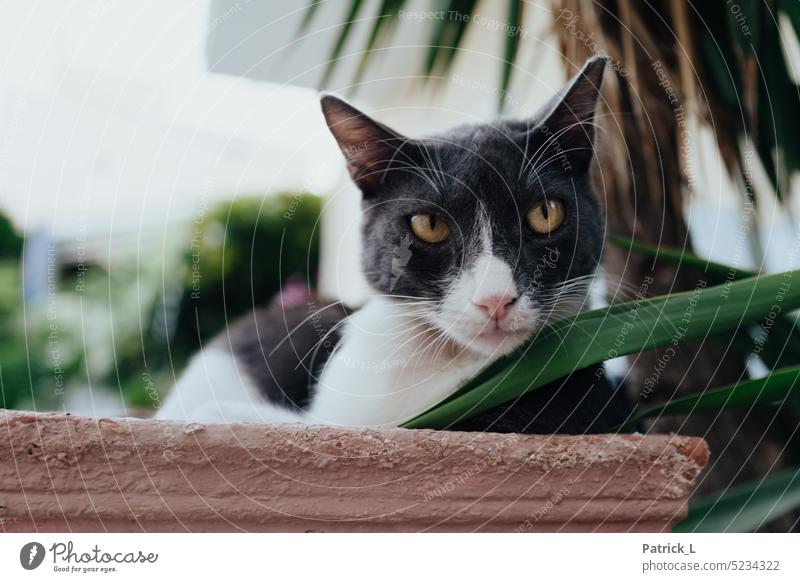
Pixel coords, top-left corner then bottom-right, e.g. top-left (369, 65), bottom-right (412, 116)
top-left (157, 56), bottom-right (630, 433)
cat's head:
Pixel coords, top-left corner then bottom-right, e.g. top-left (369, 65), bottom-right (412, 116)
top-left (321, 57), bottom-right (606, 357)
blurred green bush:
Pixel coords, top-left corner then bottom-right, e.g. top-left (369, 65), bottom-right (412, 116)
top-left (124, 192), bottom-right (322, 408)
top-left (0, 212), bottom-right (59, 408)
top-left (0, 193), bottom-right (321, 411)
top-left (0, 211), bottom-right (23, 258)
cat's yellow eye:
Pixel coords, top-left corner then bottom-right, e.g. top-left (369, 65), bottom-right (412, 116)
top-left (410, 213), bottom-right (450, 243)
top-left (527, 199), bottom-right (565, 234)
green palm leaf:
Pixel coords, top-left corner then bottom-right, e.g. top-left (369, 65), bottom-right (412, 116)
top-left (351, 0), bottom-right (406, 87)
top-left (499, 0), bottom-right (523, 110)
top-left (405, 269), bottom-right (800, 429)
top-left (424, 0), bottom-right (477, 78)
top-left (617, 365), bottom-right (800, 430)
top-left (607, 234), bottom-right (755, 281)
top-left (319, 0), bottom-right (366, 89)
top-left (675, 467), bottom-right (800, 532)
top-left (297, 0), bottom-right (325, 35)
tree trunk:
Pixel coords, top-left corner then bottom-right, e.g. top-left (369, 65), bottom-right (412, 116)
top-left (556, 0), bottom-right (796, 528)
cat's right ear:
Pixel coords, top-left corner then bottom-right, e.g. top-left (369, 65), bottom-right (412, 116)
top-left (321, 95), bottom-right (408, 198)
top-left (529, 56), bottom-right (606, 175)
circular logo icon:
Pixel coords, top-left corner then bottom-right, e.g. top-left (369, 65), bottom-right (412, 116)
top-left (20, 542), bottom-right (46, 570)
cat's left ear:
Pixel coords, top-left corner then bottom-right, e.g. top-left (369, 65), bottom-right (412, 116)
top-left (531, 56), bottom-right (606, 175)
top-left (321, 95), bottom-right (409, 198)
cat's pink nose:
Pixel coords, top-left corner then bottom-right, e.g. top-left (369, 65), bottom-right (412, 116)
top-left (472, 292), bottom-right (518, 322)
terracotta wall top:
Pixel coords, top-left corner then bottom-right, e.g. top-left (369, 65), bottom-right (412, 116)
top-left (0, 410), bottom-right (708, 532)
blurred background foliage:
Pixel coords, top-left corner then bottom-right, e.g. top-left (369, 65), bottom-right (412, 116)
top-left (0, 212), bottom-right (43, 409)
top-left (0, 212), bottom-right (23, 258)
top-left (0, 193), bottom-right (321, 412)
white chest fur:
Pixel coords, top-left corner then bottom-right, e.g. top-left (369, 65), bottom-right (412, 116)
top-left (308, 297), bottom-right (487, 426)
